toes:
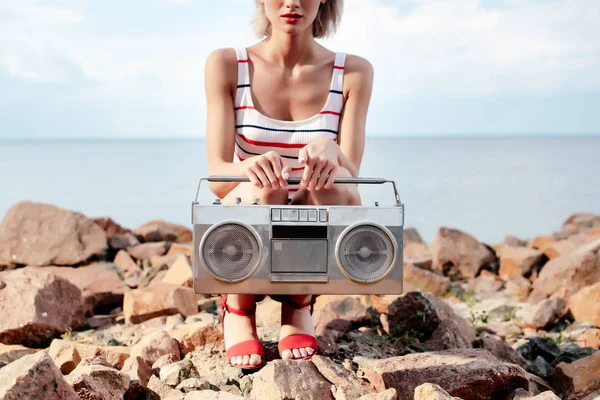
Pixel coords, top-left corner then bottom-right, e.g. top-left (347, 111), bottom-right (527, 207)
top-left (281, 349), bottom-right (293, 360)
top-left (292, 349), bottom-right (301, 359)
top-left (299, 348), bottom-right (308, 358)
top-left (242, 355), bottom-right (250, 366)
top-left (250, 354), bottom-right (262, 366)
top-left (306, 347), bottom-right (315, 356)
top-left (230, 357), bottom-right (237, 366)
top-left (237, 356), bottom-right (243, 366)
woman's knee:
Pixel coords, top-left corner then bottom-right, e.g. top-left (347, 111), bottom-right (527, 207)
top-left (308, 167), bottom-right (361, 206)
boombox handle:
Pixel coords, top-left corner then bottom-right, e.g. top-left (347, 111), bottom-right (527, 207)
top-left (194, 176), bottom-right (402, 205)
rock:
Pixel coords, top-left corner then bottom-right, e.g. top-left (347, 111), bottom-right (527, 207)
top-left (510, 389), bottom-right (560, 399)
top-left (134, 220), bottom-right (192, 243)
top-left (362, 349), bottom-right (529, 400)
top-left (499, 246), bottom-right (544, 280)
top-left (167, 243), bottom-right (194, 258)
top-left (430, 227), bottom-right (496, 280)
top-left (551, 345), bottom-right (598, 367)
top-left (162, 254), bottom-right (193, 287)
top-left (0, 201), bottom-right (107, 267)
top-left (517, 337), bottom-right (560, 364)
top-left (121, 355), bottom-right (153, 388)
top-left (497, 235), bottom-right (527, 249)
top-left (114, 249), bottom-right (143, 282)
top-left (0, 268), bottom-right (84, 347)
top-left (529, 238), bottom-right (600, 303)
top-left (531, 236), bottom-right (555, 251)
top-left (176, 378), bottom-right (212, 392)
top-left (520, 297), bottom-right (567, 329)
top-left (152, 353), bottom-right (181, 374)
top-left (467, 270), bottom-right (504, 295)
top-left (577, 329), bottom-right (600, 350)
top-left (184, 391), bottom-right (246, 400)
top-left (0, 351), bottom-right (78, 400)
top-left (147, 374), bottom-right (184, 399)
top-left (404, 263), bottom-right (452, 296)
top-left (404, 242), bottom-right (430, 263)
top-left (128, 241), bottom-right (170, 261)
top-left (123, 282), bottom-right (197, 324)
top-left (552, 351), bottom-right (600, 399)
top-left (91, 217), bottom-right (132, 238)
top-left (369, 295), bottom-right (400, 314)
top-left (108, 232), bottom-right (141, 251)
top-left (138, 262), bottom-right (169, 288)
top-left (311, 355), bottom-right (374, 398)
top-left (562, 213), bottom-right (600, 233)
top-left (581, 391), bottom-right (600, 400)
top-left (250, 359), bottom-right (333, 400)
top-left (505, 276), bottom-right (533, 301)
top-left (314, 296), bottom-right (371, 337)
top-left (472, 332), bottom-right (529, 369)
top-left (65, 358), bottom-right (131, 400)
top-left (48, 339), bottom-right (130, 373)
top-left (414, 383), bottom-right (454, 399)
top-left (356, 388), bottom-right (398, 400)
top-left (526, 356), bottom-right (553, 381)
top-left (159, 358), bottom-right (199, 387)
top-left (40, 263), bottom-right (129, 315)
top-left (151, 254), bottom-right (181, 268)
top-left (130, 330), bottom-right (181, 365)
top-left (0, 343), bottom-right (37, 365)
top-left (569, 282), bottom-right (600, 327)
top-left (168, 322), bottom-right (223, 355)
top-left (542, 240), bottom-right (576, 260)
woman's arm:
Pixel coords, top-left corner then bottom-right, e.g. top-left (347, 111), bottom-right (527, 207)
top-left (204, 48), bottom-right (249, 199)
top-left (336, 55), bottom-right (374, 177)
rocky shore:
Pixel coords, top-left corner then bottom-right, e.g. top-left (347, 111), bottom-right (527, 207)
top-left (0, 201), bottom-right (599, 400)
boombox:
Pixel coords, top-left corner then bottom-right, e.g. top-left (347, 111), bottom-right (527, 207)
top-left (191, 176), bottom-right (404, 295)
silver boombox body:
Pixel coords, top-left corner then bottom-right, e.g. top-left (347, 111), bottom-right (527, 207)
top-left (191, 177), bottom-right (404, 295)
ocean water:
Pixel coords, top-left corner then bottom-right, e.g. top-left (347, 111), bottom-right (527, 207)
top-left (1, 136), bottom-right (599, 245)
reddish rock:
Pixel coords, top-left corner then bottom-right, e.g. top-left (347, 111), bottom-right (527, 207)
top-left (468, 270), bottom-right (504, 295)
top-left (168, 243), bottom-right (194, 258)
top-left (542, 240), bottom-right (576, 260)
top-left (250, 359), bottom-right (333, 400)
top-left (576, 329), bottom-right (600, 350)
top-left (311, 355), bottom-right (374, 396)
top-left (185, 391), bottom-right (246, 399)
top-left (430, 227), bottom-right (496, 280)
top-left (147, 374), bottom-right (183, 399)
top-left (521, 297), bottom-right (568, 329)
top-left (162, 254), bottom-right (193, 287)
top-left (152, 353), bottom-right (181, 374)
top-left (48, 339), bottom-right (130, 373)
top-left (0, 343), bottom-right (37, 365)
top-left (134, 220), bottom-right (192, 243)
top-left (123, 282), bottom-right (197, 324)
top-left (357, 389), bottom-right (398, 400)
top-left (369, 295), bottom-right (400, 314)
top-left (0, 201), bottom-right (107, 267)
top-left (65, 358), bottom-right (131, 400)
top-left (169, 322), bottom-right (223, 355)
top-left (121, 355), bottom-right (153, 388)
top-left (552, 351), bottom-right (600, 400)
top-left (0, 268), bottom-right (84, 347)
top-left (562, 213), bottom-right (600, 233)
top-left (40, 262), bottom-right (129, 315)
top-left (404, 228), bottom-right (424, 243)
top-left (130, 330), bottom-right (181, 365)
top-left (530, 236), bottom-right (554, 251)
top-left (313, 296), bottom-right (371, 336)
top-left (404, 263), bottom-right (451, 296)
top-left (150, 254), bottom-right (180, 268)
top-left (91, 217), bottom-right (131, 238)
top-left (108, 232), bottom-right (140, 251)
top-left (414, 383), bottom-right (454, 400)
top-left (472, 332), bottom-right (529, 369)
top-left (505, 276), bottom-right (533, 301)
top-left (404, 242), bottom-right (430, 262)
top-left (499, 247), bottom-right (544, 280)
top-left (529, 238), bottom-right (600, 303)
top-left (0, 351), bottom-right (78, 400)
top-left (114, 250), bottom-right (142, 280)
top-left (128, 241), bottom-right (170, 260)
top-left (362, 349), bottom-right (529, 400)
top-left (569, 283), bottom-right (600, 327)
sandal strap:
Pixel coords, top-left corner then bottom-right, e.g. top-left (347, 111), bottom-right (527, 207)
top-left (220, 294), bottom-right (257, 317)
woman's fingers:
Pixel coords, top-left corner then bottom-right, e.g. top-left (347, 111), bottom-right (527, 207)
top-left (323, 167), bottom-right (337, 190)
top-left (307, 159), bottom-right (326, 190)
top-left (252, 166), bottom-right (271, 188)
top-left (315, 165), bottom-right (334, 191)
top-left (247, 169), bottom-right (262, 189)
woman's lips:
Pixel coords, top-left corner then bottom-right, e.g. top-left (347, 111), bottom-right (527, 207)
top-left (282, 14), bottom-right (302, 24)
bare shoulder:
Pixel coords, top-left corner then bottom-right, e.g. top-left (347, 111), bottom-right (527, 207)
top-left (343, 54), bottom-right (374, 94)
top-left (204, 48), bottom-right (238, 89)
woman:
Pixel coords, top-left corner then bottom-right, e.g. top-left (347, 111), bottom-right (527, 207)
top-left (204, 0), bottom-right (373, 369)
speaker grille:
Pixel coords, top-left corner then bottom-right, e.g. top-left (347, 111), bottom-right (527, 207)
top-left (337, 224), bottom-right (395, 282)
top-left (201, 223), bottom-right (260, 282)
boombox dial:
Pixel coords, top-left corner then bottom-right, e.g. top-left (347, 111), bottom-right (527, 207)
top-left (201, 222), bottom-right (262, 282)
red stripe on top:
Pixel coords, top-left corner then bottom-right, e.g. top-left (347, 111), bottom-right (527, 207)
top-left (238, 59), bottom-right (248, 63)
top-left (235, 106), bottom-right (256, 111)
top-left (333, 66), bottom-right (344, 70)
top-left (239, 133), bottom-right (307, 149)
top-left (319, 111), bottom-right (341, 116)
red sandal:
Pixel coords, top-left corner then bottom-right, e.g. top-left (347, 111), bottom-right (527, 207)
top-left (220, 294), bottom-right (265, 369)
top-left (274, 295), bottom-right (319, 360)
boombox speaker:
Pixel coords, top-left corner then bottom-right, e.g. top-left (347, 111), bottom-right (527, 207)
top-left (191, 176), bottom-right (404, 295)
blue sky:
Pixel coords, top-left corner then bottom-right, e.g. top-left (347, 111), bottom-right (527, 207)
top-left (1, 0), bottom-right (599, 139)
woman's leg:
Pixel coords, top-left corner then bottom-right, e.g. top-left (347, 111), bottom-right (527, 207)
top-left (221, 182), bottom-right (288, 366)
top-left (280, 167), bottom-right (361, 359)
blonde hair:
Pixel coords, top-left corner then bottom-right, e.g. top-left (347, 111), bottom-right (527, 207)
top-left (253, 0), bottom-right (343, 39)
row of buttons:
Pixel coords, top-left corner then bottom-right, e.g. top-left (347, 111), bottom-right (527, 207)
top-left (271, 208), bottom-right (328, 222)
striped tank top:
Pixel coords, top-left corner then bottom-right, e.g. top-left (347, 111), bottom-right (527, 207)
top-left (232, 47), bottom-right (346, 195)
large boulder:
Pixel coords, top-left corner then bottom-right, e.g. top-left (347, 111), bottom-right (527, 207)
top-left (134, 220), bottom-right (192, 243)
top-left (0, 268), bottom-right (84, 347)
top-left (552, 351), bottom-right (600, 400)
top-left (0, 201), bottom-right (106, 267)
top-left (498, 246), bottom-right (544, 280)
top-left (0, 351), bottom-right (78, 400)
top-left (123, 282), bottom-right (197, 324)
top-left (430, 227), bottom-right (496, 280)
top-left (47, 339), bottom-right (130, 373)
top-left (362, 349), bottom-right (530, 400)
top-left (529, 238), bottom-right (600, 303)
top-left (568, 282), bottom-right (600, 327)
top-left (65, 357), bottom-right (131, 400)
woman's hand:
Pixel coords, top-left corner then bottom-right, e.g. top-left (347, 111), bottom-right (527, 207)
top-left (242, 151), bottom-right (291, 190)
top-left (298, 138), bottom-right (341, 191)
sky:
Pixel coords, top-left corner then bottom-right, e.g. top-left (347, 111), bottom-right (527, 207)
top-left (1, 0), bottom-right (599, 139)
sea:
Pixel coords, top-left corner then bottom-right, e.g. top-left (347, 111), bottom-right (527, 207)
top-left (1, 136), bottom-right (599, 245)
